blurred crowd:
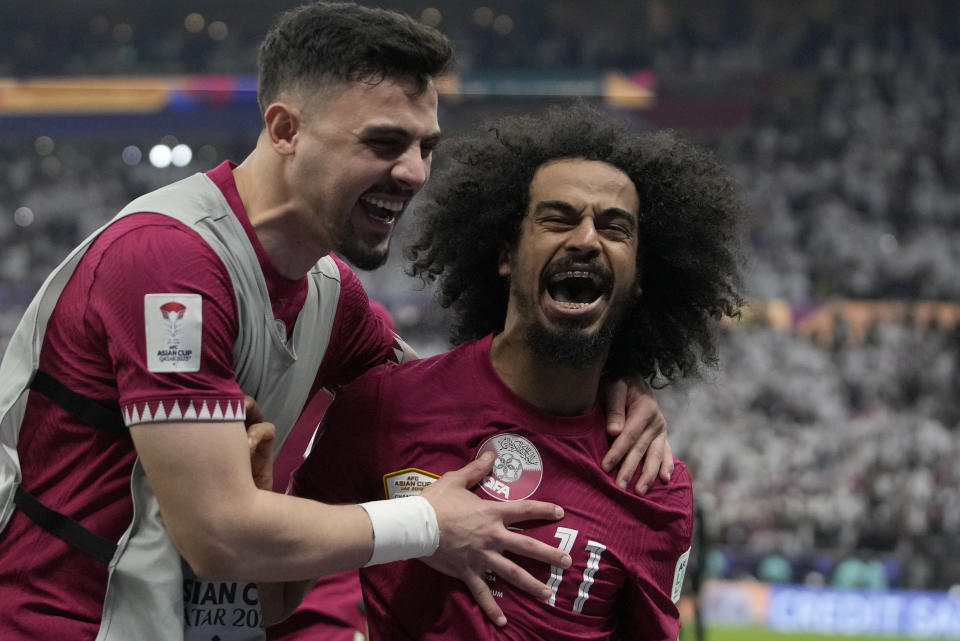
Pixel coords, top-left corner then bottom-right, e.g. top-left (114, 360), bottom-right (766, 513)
top-left (2, 0), bottom-right (958, 591)
top-left (664, 319), bottom-right (960, 591)
top-left (728, 16), bottom-right (960, 302)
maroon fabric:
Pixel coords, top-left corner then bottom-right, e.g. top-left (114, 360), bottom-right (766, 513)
top-left (266, 572), bottom-right (366, 641)
top-left (291, 335), bottom-right (694, 640)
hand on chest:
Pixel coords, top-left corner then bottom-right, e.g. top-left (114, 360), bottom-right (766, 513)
top-left (379, 427), bottom-right (626, 616)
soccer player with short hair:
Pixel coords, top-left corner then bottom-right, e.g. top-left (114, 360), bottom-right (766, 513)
top-left (278, 104), bottom-right (745, 639)
top-left (0, 6), bottom-right (672, 641)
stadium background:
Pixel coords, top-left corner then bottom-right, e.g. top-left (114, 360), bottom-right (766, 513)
top-left (1, 0), bottom-right (958, 638)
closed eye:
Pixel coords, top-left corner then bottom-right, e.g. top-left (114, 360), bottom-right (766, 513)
top-left (601, 222), bottom-right (633, 238)
top-left (540, 216), bottom-right (577, 229)
top-left (365, 138), bottom-right (406, 158)
top-left (598, 209), bottom-right (637, 240)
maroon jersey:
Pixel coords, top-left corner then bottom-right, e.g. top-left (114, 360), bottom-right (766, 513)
top-left (267, 301), bottom-right (404, 641)
top-left (0, 161), bottom-right (398, 641)
top-left (293, 334), bottom-right (693, 640)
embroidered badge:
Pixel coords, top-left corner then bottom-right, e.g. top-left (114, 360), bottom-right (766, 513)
top-left (476, 433), bottom-right (543, 501)
top-left (145, 294), bottom-right (202, 372)
top-left (383, 468), bottom-right (440, 499)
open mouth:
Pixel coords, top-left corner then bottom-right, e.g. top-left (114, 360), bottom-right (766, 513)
top-left (360, 195), bottom-right (405, 223)
top-left (545, 270), bottom-right (609, 309)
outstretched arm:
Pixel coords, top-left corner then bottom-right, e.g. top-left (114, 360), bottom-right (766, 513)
top-left (602, 378), bottom-right (674, 494)
top-left (132, 420), bottom-right (376, 581)
top-left (260, 452), bottom-right (570, 628)
top-left (132, 419), bottom-right (568, 626)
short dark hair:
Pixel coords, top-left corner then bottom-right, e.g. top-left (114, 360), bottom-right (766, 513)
top-left (257, 1), bottom-right (454, 114)
top-left (406, 103), bottom-right (746, 383)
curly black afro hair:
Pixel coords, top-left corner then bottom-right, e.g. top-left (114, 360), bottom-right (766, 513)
top-left (406, 102), bottom-right (745, 383)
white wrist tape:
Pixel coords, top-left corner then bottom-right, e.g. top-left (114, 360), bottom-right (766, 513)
top-left (360, 496), bottom-right (439, 567)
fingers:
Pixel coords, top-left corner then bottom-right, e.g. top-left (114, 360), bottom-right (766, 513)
top-left (444, 451), bottom-right (496, 488)
top-left (603, 379), bottom-right (628, 438)
top-left (618, 441), bottom-right (649, 492)
top-left (498, 499), bottom-right (564, 525)
top-left (484, 553), bottom-right (553, 601)
top-left (246, 421), bottom-right (276, 453)
top-left (601, 378), bottom-right (666, 478)
top-left (631, 432), bottom-right (664, 495)
top-left (616, 433), bottom-right (675, 495)
top-left (600, 427), bottom-right (640, 479)
top-left (247, 421), bottom-right (276, 492)
top-left (456, 546), bottom-right (567, 627)
top-left (462, 571), bottom-right (507, 627)
top-left (658, 437), bottom-right (675, 485)
top-left (612, 411), bottom-right (659, 489)
top-left (499, 526), bottom-right (570, 570)
top-left (244, 395), bottom-right (264, 426)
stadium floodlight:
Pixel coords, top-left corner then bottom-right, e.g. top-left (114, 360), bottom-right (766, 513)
top-left (14, 207), bottom-right (35, 227)
top-left (171, 144), bottom-right (193, 167)
top-left (122, 145), bottom-right (142, 166)
top-left (149, 144), bottom-right (172, 168)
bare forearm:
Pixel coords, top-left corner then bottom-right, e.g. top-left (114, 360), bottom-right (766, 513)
top-left (175, 490), bottom-right (373, 582)
top-left (132, 420), bottom-right (374, 582)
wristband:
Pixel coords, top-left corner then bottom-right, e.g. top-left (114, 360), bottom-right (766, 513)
top-left (360, 496), bottom-right (440, 567)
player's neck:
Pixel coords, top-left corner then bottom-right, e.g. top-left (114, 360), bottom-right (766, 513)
top-left (490, 331), bottom-right (605, 416)
top-left (233, 147), bottom-right (334, 279)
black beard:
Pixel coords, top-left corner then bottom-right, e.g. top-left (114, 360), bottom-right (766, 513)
top-left (525, 319), bottom-right (616, 369)
top-left (341, 243), bottom-right (389, 271)
top-left (337, 225), bottom-right (390, 271)
top-left (509, 254), bottom-right (637, 369)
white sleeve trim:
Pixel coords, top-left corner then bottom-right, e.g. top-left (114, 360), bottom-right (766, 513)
top-left (122, 398), bottom-right (246, 426)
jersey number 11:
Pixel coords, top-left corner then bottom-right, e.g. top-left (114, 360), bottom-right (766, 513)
top-left (545, 526), bottom-right (606, 613)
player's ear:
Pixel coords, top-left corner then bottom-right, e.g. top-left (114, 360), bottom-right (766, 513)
top-left (497, 247), bottom-right (512, 278)
top-left (263, 102), bottom-right (300, 155)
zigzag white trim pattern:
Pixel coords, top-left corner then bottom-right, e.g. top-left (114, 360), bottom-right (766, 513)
top-left (122, 399), bottom-right (246, 427)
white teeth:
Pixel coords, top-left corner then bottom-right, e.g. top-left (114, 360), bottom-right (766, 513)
top-left (361, 196), bottom-right (405, 212)
top-left (556, 301), bottom-right (590, 309)
top-left (549, 271), bottom-right (603, 285)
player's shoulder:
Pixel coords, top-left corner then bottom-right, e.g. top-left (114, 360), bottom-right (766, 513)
top-left (638, 457), bottom-right (693, 510)
top-left (86, 212), bottom-right (221, 272)
top-left (327, 253), bottom-right (359, 288)
top-left (93, 212), bottom-right (213, 253)
top-left (356, 346), bottom-right (456, 385)
top-left (394, 339), bottom-right (476, 380)
top-left (325, 255), bottom-right (373, 313)
top-left (328, 253), bottom-right (351, 271)
top-left (341, 340), bottom-right (474, 402)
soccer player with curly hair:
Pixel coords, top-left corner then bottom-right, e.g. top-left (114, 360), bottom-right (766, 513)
top-left (278, 103), bottom-right (745, 640)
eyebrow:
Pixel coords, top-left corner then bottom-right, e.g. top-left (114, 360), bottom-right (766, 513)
top-left (359, 125), bottom-right (443, 146)
top-left (534, 200), bottom-right (638, 228)
top-left (534, 200), bottom-right (577, 216)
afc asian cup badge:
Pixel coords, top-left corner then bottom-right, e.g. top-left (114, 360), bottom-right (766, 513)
top-left (144, 293), bottom-right (202, 373)
top-left (159, 301), bottom-right (187, 348)
top-left (476, 433), bottom-right (543, 501)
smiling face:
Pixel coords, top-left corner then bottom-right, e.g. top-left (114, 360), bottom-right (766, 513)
top-left (286, 75), bottom-right (441, 270)
top-left (499, 158), bottom-right (640, 367)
